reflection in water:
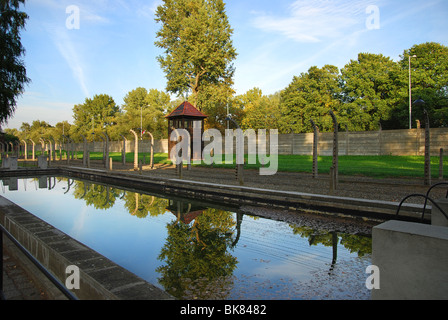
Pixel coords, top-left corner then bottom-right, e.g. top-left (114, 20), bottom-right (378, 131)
top-left (158, 204), bottom-right (238, 299)
top-left (0, 176), bottom-right (372, 300)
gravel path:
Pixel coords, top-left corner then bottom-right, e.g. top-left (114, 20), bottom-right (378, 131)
top-left (58, 159), bottom-right (448, 204)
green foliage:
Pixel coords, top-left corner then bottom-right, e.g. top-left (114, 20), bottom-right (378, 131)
top-left (10, 39), bottom-right (448, 144)
top-left (233, 88), bottom-right (282, 131)
top-left (387, 42), bottom-right (448, 129)
top-left (0, 0), bottom-right (30, 125)
top-left (339, 53), bottom-right (400, 131)
top-left (113, 87), bottom-right (171, 140)
top-left (154, 0), bottom-right (237, 109)
top-left (157, 207), bottom-right (237, 298)
top-left (72, 94), bottom-right (119, 141)
top-left (279, 65), bottom-right (341, 133)
top-left (278, 42), bottom-right (448, 132)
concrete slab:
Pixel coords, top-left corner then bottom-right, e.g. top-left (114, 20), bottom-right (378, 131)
top-left (372, 220), bottom-right (448, 300)
top-left (432, 198), bottom-right (448, 227)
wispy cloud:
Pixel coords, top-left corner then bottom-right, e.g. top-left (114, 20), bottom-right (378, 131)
top-left (49, 27), bottom-right (90, 97)
top-left (251, 0), bottom-right (378, 43)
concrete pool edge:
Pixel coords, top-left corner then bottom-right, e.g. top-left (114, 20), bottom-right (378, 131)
top-left (61, 166), bottom-right (429, 223)
top-left (0, 166), bottom-right (430, 223)
top-left (0, 196), bottom-right (175, 300)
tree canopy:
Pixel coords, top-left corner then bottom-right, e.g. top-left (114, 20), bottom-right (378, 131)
top-left (391, 42), bottom-right (448, 128)
top-left (0, 0), bottom-right (30, 125)
top-left (279, 65), bottom-right (341, 133)
top-left (7, 41), bottom-right (448, 143)
top-left (278, 42), bottom-right (448, 133)
top-left (72, 94), bottom-right (119, 140)
top-left (154, 0), bottom-right (237, 110)
top-left (339, 53), bottom-right (400, 131)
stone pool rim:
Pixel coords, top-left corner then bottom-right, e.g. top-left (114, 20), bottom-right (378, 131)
top-left (0, 166), bottom-right (431, 223)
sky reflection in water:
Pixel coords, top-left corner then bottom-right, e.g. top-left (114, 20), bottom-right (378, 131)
top-left (1, 176), bottom-right (372, 300)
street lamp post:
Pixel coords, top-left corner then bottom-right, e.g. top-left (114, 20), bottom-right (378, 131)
top-left (409, 54), bottom-right (417, 129)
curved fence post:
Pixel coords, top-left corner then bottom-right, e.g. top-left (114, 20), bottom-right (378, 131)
top-left (39, 138), bottom-right (46, 157)
top-left (130, 129), bottom-right (139, 171)
top-left (146, 131), bottom-right (154, 169)
top-left (329, 110), bottom-right (339, 189)
top-left (14, 141), bottom-right (20, 157)
top-left (120, 134), bottom-right (127, 165)
top-left (29, 139), bottom-right (35, 161)
top-left (21, 140), bottom-right (28, 160)
top-left (80, 135), bottom-right (88, 166)
top-left (310, 119), bottom-right (319, 178)
top-left (101, 132), bottom-right (110, 170)
top-left (423, 109), bottom-right (431, 186)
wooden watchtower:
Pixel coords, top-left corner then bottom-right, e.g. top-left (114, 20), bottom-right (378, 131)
top-left (166, 101), bottom-right (208, 161)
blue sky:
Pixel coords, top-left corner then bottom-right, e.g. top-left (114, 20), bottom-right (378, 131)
top-left (5, 0), bottom-right (448, 129)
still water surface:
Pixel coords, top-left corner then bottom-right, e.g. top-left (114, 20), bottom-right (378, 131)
top-left (1, 176), bottom-right (372, 300)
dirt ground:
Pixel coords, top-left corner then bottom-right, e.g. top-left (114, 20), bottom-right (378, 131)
top-left (75, 159), bottom-right (447, 204)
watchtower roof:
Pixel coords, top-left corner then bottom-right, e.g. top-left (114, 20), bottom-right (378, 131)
top-left (165, 101), bottom-right (208, 119)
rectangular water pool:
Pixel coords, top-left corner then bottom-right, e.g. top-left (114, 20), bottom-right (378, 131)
top-left (1, 176), bottom-right (373, 299)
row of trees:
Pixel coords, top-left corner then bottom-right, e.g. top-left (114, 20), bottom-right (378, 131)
top-left (241, 42), bottom-right (448, 133)
top-left (7, 88), bottom-right (177, 143)
top-left (5, 41), bottom-right (447, 144)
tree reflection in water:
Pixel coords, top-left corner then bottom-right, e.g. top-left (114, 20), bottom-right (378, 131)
top-left (71, 179), bottom-right (240, 299)
top-left (157, 201), bottom-right (238, 299)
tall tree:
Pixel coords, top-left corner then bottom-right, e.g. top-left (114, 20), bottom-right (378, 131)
top-left (234, 88), bottom-right (281, 131)
top-left (391, 42), bottom-right (448, 128)
top-left (339, 53), bottom-right (400, 131)
top-left (115, 87), bottom-right (171, 139)
top-left (279, 65), bottom-right (341, 133)
top-left (72, 94), bottom-right (118, 140)
top-left (0, 0), bottom-right (30, 125)
top-left (154, 0), bottom-right (237, 110)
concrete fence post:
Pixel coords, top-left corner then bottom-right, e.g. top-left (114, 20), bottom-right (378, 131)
top-left (120, 135), bottom-right (127, 165)
top-left (146, 131), bottom-right (154, 169)
top-left (80, 135), bottom-right (87, 167)
top-left (21, 140), bottom-right (27, 160)
top-left (49, 137), bottom-right (55, 163)
top-left (101, 132), bottom-right (110, 170)
top-left (29, 139), bottom-right (35, 161)
top-left (423, 109), bottom-right (431, 186)
top-left (130, 129), bottom-right (139, 171)
top-left (329, 110), bottom-right (339, 189)
top-left (310, 119), bottom-right (319, 178)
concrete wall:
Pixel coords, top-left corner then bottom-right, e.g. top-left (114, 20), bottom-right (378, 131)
top-left (371, 220), bottom-right (448, 300)
top-left (29, 127), bottom-right (448, 156)
top-left (277, 128), bottom-right (448, 156)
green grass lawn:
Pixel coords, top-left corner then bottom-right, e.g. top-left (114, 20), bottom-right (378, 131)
top-left (11, 151), bottom-right (448, 179)
top-left (197, 154), bottom-right (448, 179)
